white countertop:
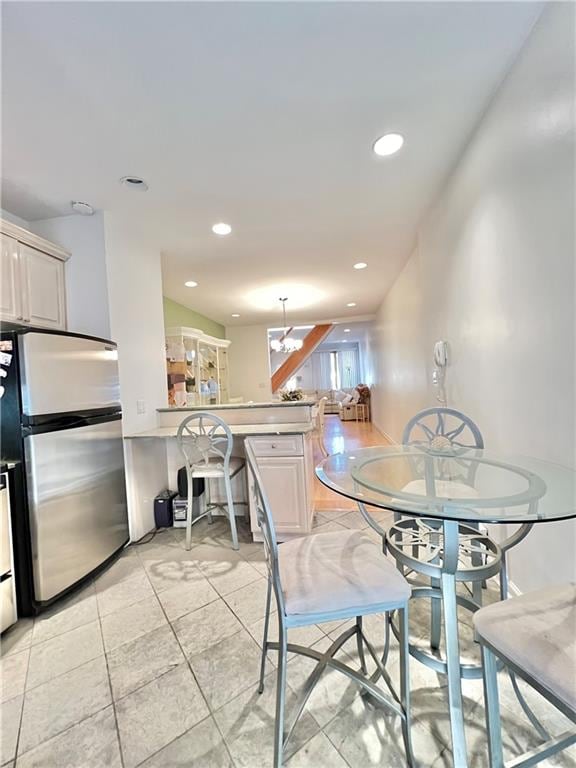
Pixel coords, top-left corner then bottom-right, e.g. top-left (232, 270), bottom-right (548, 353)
top-left (157, 400), bottom-right (315, 412)
top-left (125, 422), bottom-right (315, 439)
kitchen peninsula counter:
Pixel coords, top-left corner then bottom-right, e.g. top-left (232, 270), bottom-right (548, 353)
top-left (124, 401), bottom-right (317, 542)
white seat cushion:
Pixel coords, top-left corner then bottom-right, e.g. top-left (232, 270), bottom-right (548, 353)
top-left (278, 530), bottom-right (410, 621)
top-left (474, 584), bottom-right (576, 713)
top-left (191, 456), bottom-right (244, 478)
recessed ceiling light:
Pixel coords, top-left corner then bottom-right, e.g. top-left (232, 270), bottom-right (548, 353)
top-left (344, 328), bottom-right (351, 333)
top-left (70, 201), bottom-right (94, 216)
top-left (119, 176), bottom-right (149, 191)
top-left (184, 281), bottom-right (198, 288)
top-left (353, 262), bottom-right (367, 270)
top-left (373, 133), bottom-right (404, 157)
top-left (346, 302), bottom-right (357, 308)
top-left (212, 222), bottom-right (232, 236)
top-left (231, 313), bottom-right (240, 318)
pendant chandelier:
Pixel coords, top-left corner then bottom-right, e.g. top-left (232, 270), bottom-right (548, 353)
top-left (270, 298), bottom-right (303, 354)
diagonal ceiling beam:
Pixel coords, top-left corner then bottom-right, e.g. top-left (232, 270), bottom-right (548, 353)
top-left (271, 324), bottom-right (333, 393)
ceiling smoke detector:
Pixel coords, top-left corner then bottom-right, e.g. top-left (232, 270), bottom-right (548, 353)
top-left (119, 176), bottom-right (149, 191)
top-left (70, 201), bottom-right (94, 216)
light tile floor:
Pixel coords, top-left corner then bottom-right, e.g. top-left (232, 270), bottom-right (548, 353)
top-left (1, 512), bottom-right (575, 768)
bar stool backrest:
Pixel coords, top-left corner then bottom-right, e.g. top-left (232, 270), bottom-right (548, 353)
top-left (176, 411), bottom-right (234, 471)
top-left (402, 407), bottom-right (484, 485)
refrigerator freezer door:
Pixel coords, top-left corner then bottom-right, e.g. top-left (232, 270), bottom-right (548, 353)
top-left (24, 418), bottom-right (129, 602)
top-left (19, 332), bottom-right (120, 416)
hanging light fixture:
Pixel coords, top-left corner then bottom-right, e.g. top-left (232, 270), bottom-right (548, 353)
top-left (270, 298), bottom-right (304, 354)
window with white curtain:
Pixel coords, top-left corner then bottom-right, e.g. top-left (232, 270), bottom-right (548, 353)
top-left (312, 345), bottom-right (360, 390)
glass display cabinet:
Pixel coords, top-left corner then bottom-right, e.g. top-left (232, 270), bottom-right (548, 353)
top-left (165, 327), bottom-right (231, 407)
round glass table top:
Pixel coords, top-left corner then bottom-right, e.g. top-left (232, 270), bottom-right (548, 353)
top-left (316, 445), bottom-right (576, 524)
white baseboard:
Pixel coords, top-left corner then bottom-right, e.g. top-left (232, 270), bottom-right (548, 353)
top-left (372, 419), bottom-right (397, 445)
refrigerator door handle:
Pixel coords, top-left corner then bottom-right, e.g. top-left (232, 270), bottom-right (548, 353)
top-left (23, 411), bottom-right (122, 436)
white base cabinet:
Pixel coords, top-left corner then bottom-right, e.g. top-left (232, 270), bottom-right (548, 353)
top-left (1, 220), bottom-right (69, 330)
top-left (246, 433), bottom-right (314, 541)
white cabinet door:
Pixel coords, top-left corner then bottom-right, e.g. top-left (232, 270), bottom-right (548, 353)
top-left (250, 455), bottom-right (309, 537)
top-left (0, 235), bottom-right (22, 322)
top-left (20, 244), bottom-right (66, 329)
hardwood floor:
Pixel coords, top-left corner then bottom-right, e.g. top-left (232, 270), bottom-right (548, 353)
top-left (313, 414), bottom-right (392, 512)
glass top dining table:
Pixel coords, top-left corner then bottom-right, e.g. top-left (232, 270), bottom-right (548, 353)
top-left (316, 444), bottom-right (576, 767)
top-left (316, 445), bottom-right (576, 524)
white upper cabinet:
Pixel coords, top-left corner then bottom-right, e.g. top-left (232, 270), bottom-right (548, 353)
top-left (19, 244), bottom-right (66, 329)
top-left (0, 235), bottom-right (21, 322)
top-left (0, 220), bottom-right (69, 331)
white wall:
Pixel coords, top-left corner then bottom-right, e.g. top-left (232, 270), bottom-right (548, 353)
top-left (225, 324), bottom-right (272, 402)
top-left (104, 214), bottom-right (167, 434)
top-left (372, 3), bottom-right (575, 591)
top-left (1, 208), bottom-right (29, 228)
top-left (371, 251), bottom-right (428, 440)
top-left (31, 212), bottom-right (111, 340)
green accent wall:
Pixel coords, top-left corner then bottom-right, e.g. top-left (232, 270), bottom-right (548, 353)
top-left (163, 297), bottom-right (225, 339)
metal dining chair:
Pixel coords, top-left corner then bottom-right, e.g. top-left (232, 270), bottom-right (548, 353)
top-left (389, 407), bottom-right (553, 739)
top-left (245, 440), bottom-right (415, 768)
top-left (390, 407), bottom-right (489, 629)
top-left (475, 584), bottom-right (576, 767)
top-left (176, 412), bottom-right (245, 551)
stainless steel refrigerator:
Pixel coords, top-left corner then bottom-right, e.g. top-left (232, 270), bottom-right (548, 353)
top-left (0, 327), bottom-right (129, 615)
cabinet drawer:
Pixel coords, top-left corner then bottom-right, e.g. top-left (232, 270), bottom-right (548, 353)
top-left (247, 435), bottom-right (303, 457)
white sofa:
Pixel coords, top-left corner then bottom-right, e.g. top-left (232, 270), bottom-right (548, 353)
top-left (302, 388), bottom-right (359, 415)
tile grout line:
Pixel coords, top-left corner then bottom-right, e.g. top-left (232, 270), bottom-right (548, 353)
top-left (9, 637), bottom-right (31, 766)
top-left (26, 581), bottom-right (97, 648)
top-left (94, 577), bottom-right (126, 768)
top-left (20, 621), bottom-right (105, 696)
top-left (135, 536), bottom-right (326, 765)
top-left (14, 701), bottom-right (114, 765)
top-left (12, 581), bottom-right (117, 764)
top-left (134, 546), bottom-right (239, 768)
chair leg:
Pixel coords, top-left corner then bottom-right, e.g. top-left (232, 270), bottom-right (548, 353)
top-left (274, 622), bottom-right (288, 768)
top-left (430, 576), bottom-right (442, 651)
top-left (381, 611), bottom-right (391, 667)
top-left (399, 605), bottom-right (415, 768)
top-left (481, 644), bottom-right (505, 768)
top-left (185, 486), bottom-right (193, 551)
top-left (355, 616), bottom-right (367, 674)
top-left (258, 577), bottom-right (272, 694)
top-left (205, 479), bottom-right (213, 525)
top-left (430, 528), bottom-right (442, 650)
top-left (224, 473), bottom-right (239, 551)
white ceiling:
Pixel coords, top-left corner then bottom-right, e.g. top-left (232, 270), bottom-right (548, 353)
top-left (1, 2), bottom-right (541, 325)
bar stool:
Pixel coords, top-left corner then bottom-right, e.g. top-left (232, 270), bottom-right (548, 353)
top-left (245, 440), bottom-right (415, 768)
top-left (314, 396), bottom-right (328, 456)
top-left (394, 407), bottom-right (489, 621)
top-left (176, 412), bottom-right (245, 551)
top-left (475, 584), bottom-right (576, 767)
